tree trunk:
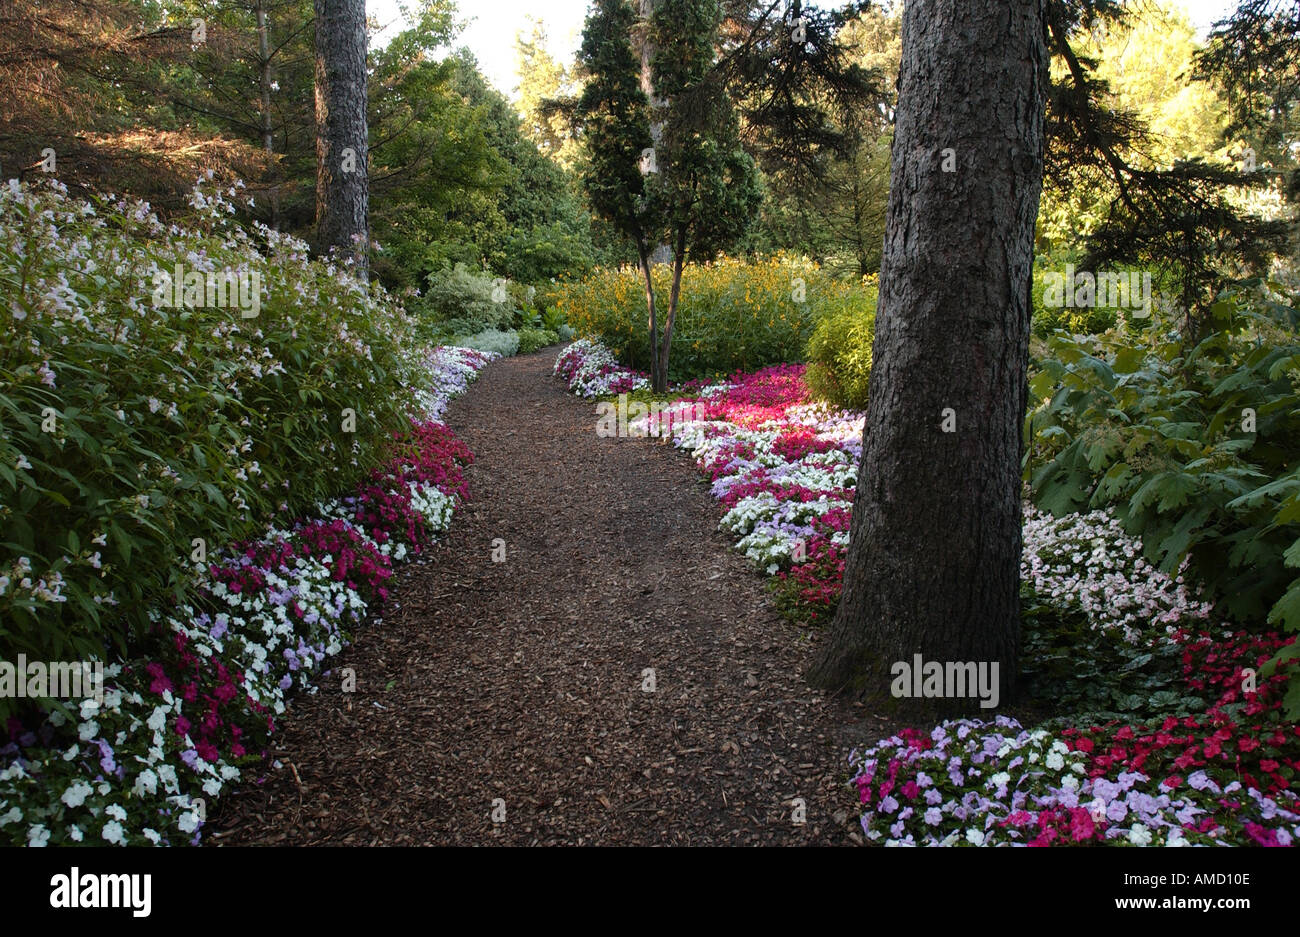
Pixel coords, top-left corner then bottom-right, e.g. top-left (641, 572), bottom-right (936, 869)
top-left (255, 0), bottom-right (280, 230)
top-left (313, 0), bottom-right (368, 276)
top-left (657, 221), bottom-right (688, 392)
top-left (807, 0), bottom-right (1047, 716)
top-left (636, 238), bottom-right (660, 390)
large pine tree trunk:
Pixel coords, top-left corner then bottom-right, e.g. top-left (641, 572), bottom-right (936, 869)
top-left (808, 0), bottom-right (1047, 714)
top-left (313, 0), bottom-right (368, 275)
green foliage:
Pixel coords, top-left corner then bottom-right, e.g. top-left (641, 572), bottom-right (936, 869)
top-left (572, 0), bottom-right (652, 245)
top-left (1020, 589), bottom-right (1205, 722)
top-left (572, 0), bottom-right (761, 389)
top-left (556, 256), bottom-right (850, 380)
top-left (413, 264), bottom-right (518, 338)
top-left (0, 180), bottom-right (419, 680)
top-left (517, 327), bottom-right (559, 354)
top-left (1030, 255), bottom-right (1121, 336)
top-left (1025, 282), bottom-right (1300, 633)
top-left (804, 279), bottom-right (878, 410)
top-left (742, 7), bottom-right (897, 277)
top-left (644, 0), bottom-right (763, 258)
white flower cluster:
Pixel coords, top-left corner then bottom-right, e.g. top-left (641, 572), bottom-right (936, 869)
top-left (553, 339), bottom-right (650, 397)
top-left (1021, 507), bottom-right (1213, 642)
top-left (0, 671), bottom-right (206, 848)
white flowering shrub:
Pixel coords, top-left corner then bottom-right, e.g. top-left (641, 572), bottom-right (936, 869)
top-left (0, 177), bottom-right (431, 683)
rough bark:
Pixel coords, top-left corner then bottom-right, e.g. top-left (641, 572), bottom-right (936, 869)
top-left (312, 0), bottom-right (368, 275)
top-left (256, 0), bottom-right (280, 229)
top-left (638, 0), bottom-right (673, 391)
top-left (807, 0), bottom-right (1047, 715)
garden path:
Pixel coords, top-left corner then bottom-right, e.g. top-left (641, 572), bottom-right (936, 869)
top-left (211, 348), bottom-right (889, 845)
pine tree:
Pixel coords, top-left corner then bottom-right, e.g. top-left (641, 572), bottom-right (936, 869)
top-left (312, 0), bottom-right (369, 274)
top-left (573, 0), bottom-right (760, 392)
top-left (808, 0), bottom-right (1048, 712)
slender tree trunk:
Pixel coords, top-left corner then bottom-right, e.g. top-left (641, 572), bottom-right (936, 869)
top-left (808, 0), bottom-right (1047, 715)
top-left (636, 238), bottom-right (660, 389)
top-left (657, 221), bottom-right (688, 392)
top-left (255, 0), bottom-right (280, 230)
top-left (313, 0), bottom-right (368, 276)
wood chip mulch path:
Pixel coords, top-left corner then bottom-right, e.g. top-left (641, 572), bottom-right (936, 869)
top-left (210, 347), bottom-right (898, 846)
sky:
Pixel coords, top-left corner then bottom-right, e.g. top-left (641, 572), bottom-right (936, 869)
top-left (368, 0), bottom-right (1246, 101)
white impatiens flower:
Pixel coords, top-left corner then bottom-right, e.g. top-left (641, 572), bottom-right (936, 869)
top-left (1045, 750), bottom-right (1065, 771)
top-left (28, 824), bottom-right (50, 847)
top-left (101, 820), bottom-right (126, 845)
top-left (61, 780), bottom-right (94, 808)
top-left (1128, 824), bottom-right (1153, 846)
top-left (134, 769), bottom-right (158, 796)
top-left (965, 828), bottom-right (985, 846)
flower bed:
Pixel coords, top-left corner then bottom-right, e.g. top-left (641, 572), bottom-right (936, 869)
top-left (555, 339), bottom-right (1300, 846)
top-left (554, 338), bottom-right (650, 397)
top-left (0, 346), bottom-right (493, 847)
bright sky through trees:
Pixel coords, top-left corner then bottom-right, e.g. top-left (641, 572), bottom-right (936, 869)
top-left (368, 0), bottom-right (1241, 99)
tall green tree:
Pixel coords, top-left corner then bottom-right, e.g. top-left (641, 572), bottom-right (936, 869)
top-left (573, 0), bottom-right (760, 392)
top-left (1042, 0), bottom-right (1287, 337)
top-left (515, 19), bottom-right (581, 169)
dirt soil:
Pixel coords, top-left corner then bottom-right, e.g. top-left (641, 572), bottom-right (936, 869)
top-left (210, 347), bottom-right (897, 846)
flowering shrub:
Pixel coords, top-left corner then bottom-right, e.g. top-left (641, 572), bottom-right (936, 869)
top-left (0, 177), bottom-right (431, 681)
top-left (552, 255), bottom-right (862, 381)
top-left (0, 401), bottom-right (485, 847)
top-left (0, 174), bottom-right (495, 844)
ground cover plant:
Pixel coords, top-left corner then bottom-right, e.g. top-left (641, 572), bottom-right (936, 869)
top-left (555, 337), bottom-right (1300, 846)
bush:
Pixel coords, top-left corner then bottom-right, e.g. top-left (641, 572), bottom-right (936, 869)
top-left (454, 328), bottom-right (520, 357)
top-left (0, 412), bottom-right (485, 846)
top-left (804, 280), bottom-right (877, 410)
top-left (517, 327), bottom-right (559, 354)
top-left (0, 178), bottom-right (422, 688)
top-left (1026, 282), bottom-right (1300, 659)
top-left (1029, 252), bottom-right (1174, 338)
top-left (553, 255), bottom-right (858, 381)
top-left (413, 264), bottom-right (518, 338)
